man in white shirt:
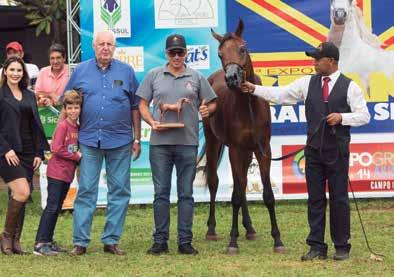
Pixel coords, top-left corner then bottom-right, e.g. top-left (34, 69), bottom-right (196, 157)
top-left (241, 42), bottom-right (370, 261)
top-left (1, 41), bottom-right (40, 87)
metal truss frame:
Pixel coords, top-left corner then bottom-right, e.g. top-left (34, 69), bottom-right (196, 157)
top-left (66, 0), bottom-right (81, 70)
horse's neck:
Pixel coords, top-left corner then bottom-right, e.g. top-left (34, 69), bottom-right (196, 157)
top-left (342, 5), bottom-right (381, 49)
top-left (328, 24), bottom-right (345, 48)
top-left (245, 56), bottom-right (256, 83)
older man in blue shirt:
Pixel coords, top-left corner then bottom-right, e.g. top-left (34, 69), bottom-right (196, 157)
top-left (65, 30), bottom-right (141, 256)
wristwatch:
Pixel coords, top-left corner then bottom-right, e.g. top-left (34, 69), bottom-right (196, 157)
top-left (134, 139), bottom-right (141, 144)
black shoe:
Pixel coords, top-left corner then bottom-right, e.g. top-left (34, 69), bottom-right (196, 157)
top-left (70, 245), bottom-right (87, 256)
top-left (178, 243), bottom-right (198, 255)
top-left (300, 249), bottom-right (327, 261)
top-left (103, 244), bottom-right (126, 256)
top-left (147, 243), bottom-right (169, 255)
top-left (333, 249), bottom-right (349, 261)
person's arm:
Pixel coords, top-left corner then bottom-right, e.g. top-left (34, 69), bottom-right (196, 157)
top-left (241, 76), bottom-right (310, 105)
top-left (131, 108), bottom-right (141, 161)
top-left (198, 73), bottom-right (218, 118)
top-left (51, 123), bottom-right (81, 162)
top-left (128, 69), bottom-right (142, 160)
top-left (338, 81), bottom-right (370, 127)
top-left (136, 70), bottom-right (163, 131)
top-left (199, 99), bottom-right (217, 118)
top-left (139, 99), bottom-right (160, 130)
top-left (0, 133), bottom-right (12, 158)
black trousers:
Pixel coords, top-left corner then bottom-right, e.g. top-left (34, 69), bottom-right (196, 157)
top-left (35, 177), bottom-right (70, 243)
top-left (304, 145), bottom-right (351, 252)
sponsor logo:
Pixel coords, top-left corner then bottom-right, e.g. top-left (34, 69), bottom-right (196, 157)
top-left (93, 0), bottom-right (131, 38)
top-left (114, 47), bottom-right (144, 72)
top-left (100, 0), bottom-right (122, 29)
top-left (282, 143), bottom-right (394, 194)
top-left (185, 45), bottom-right (209, 70)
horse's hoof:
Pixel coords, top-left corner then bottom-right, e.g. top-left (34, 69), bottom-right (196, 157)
top-left (227, 247), bottom-right (239, 255)
top-left (273, 246), bottom-right (287, 254)
top-left (245, 233), bottom-right (257, 240)
top-left (205, 234), bottom-right (220, 241)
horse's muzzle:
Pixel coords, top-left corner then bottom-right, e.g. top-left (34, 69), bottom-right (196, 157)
top-left (333, 9), bottom-right (347, 25)
top-left (224, 63), bottom-right (245, 90)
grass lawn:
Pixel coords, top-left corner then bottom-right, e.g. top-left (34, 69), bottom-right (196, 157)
top-left (0, 192), bottom-right (393, 276)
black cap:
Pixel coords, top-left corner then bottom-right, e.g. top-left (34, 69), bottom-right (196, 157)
top-left (166, 34), bottom-right (186, 51)
top-left (305, 42), bottom-right (339, 61)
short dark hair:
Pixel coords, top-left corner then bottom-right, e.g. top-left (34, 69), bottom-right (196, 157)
top-left (48, 43), bottom-right (66, 58)
top-left (0, 56), bottom-right (29, 89)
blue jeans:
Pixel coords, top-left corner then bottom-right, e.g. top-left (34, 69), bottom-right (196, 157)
top-left (149, 145), bottom-right (197, 245)
top-left (73, 143), bottom-right (131, 247)
top-left (35, 177), bottom-right (70, 243)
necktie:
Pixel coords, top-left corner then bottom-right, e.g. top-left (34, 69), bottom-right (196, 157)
top-left (322, 76), bottom-right (331, 102)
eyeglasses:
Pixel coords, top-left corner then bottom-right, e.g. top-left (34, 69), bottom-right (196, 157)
top-left (96, 42), bottom-right (115, 49)
top-left (167, 49), bottom-right (187, 57)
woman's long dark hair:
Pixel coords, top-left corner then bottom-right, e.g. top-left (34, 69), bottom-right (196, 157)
top-left (0, 56), bottom-right (30, 89)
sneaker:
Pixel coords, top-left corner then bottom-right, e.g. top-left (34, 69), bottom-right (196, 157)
top-left (178, 243), bottom-right (198, 255)
top-left (33, 243), bottom-right (58, 256)
top-left (300, 248), bottom-right (327, 261)
top-left (147, 243), bottom-right (169, 255)
top-left (333, 249), bottom-right (349, 261)
top-left (50, 241), bottom-right (67, 253)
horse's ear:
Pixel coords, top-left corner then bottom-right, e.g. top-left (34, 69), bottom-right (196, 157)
top-left (235, 19), bottom-right (244, 37)
top-left (211, 28), bottom-right (223, 42)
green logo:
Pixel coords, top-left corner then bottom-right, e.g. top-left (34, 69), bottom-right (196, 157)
top-left (101, 0), bottom-right (122, 28)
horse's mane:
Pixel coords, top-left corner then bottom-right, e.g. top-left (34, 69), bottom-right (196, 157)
top-left (350, 1), bottom-right (381, 49)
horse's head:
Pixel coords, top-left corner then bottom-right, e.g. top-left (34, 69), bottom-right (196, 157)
top-left (211, 19), bottom-right (251, 90)
top-left (330, 0), bottom-right (353, 25)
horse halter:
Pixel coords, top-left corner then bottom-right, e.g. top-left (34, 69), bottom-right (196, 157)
top-left (218, 36), bottom-right (248, 89)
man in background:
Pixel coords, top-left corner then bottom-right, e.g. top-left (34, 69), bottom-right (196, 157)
top-left (2, 41), bottom-right (40, 87)
top-left (35, 43), bottom-right (69, 106)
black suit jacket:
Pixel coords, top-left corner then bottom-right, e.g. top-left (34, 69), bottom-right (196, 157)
top-left (0, 85), bottom-right (49, 158)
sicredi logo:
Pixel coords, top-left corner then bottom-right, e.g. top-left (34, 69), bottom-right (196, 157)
top-left (185, 45), bottom-right (209, 70)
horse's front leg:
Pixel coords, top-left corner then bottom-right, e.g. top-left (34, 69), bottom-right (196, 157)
top-left (204, 125), bottom-right (222, 241)
top-left (255, 145), bottom-right (286, 253)
top-left (239, 152), bottom-right (257, 239)
top-left (227, 147), bottom-right (251, 254)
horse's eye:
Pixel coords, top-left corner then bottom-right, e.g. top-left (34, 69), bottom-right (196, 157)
top-left (239, 46), bottom-right (247, 54)
top-left (218, 52), bottom-right (223, 59)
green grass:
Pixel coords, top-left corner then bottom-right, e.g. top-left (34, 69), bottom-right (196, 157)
top-left (0, 192), bottom-right (393, 276)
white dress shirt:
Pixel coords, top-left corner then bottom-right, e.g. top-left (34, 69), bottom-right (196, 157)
top-left (253, 70), bottom-right (370, 127)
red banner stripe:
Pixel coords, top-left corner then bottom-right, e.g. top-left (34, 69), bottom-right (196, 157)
top-left (383, 37), bottom-right (394, 49)
top-left (253, 60), bottom-right (314, 67)
top-left (253, 0), bottom-right (326, 43)
top-left (357, 0), bottom-right (363, 10)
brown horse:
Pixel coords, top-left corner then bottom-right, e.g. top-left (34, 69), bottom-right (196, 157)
top-left (203, 19), bottom-right (285, 254)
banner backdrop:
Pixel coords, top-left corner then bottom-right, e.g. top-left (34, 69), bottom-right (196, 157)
top-left (40, 0), bottom-right (393, 209)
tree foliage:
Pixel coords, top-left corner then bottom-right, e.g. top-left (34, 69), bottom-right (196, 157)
top-left (8, 0), bottom-right (76, 44)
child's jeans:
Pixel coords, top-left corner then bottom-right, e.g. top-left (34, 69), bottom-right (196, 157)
top-left (35, 177), bottom-right (71, 243)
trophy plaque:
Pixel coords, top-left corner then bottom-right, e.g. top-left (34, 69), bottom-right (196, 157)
top-left (157, 97), bottom-right (191, 129)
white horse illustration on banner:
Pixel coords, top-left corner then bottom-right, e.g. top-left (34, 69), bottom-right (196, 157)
top-left (328, 0), bottom-right (394, 91)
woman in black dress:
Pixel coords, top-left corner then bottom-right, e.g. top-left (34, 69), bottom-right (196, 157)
top-left (0, 56), bottom-right (49, 255)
